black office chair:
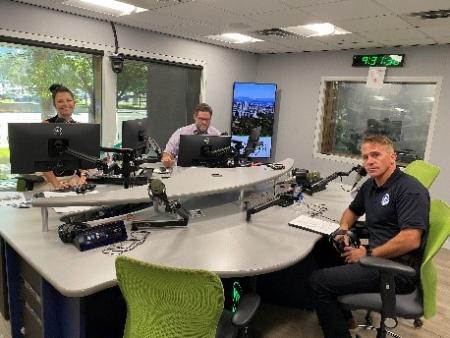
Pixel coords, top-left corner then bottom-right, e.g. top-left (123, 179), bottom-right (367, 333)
top-left (338, 199), bottom-right (450, 338)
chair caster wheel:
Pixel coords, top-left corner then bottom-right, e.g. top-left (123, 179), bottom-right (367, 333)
top-left (414, 319), bottom-right (423, 328)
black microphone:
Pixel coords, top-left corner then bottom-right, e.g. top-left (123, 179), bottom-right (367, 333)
top-left (351, 165), bottom-right (367, 190)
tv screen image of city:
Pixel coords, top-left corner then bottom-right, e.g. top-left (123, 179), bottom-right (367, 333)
top-left (231, 82), bottom-right (277, 158)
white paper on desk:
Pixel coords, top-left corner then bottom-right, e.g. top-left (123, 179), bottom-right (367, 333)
top-left (288, 214), bottom-right (339, 235)
top-left (43, 190), bottom-right (99, 213)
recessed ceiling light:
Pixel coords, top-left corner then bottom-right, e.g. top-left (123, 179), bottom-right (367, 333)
top-left (206, 33), bottom-right (263, 44)
top-left (282, 23), bottom-right (351, 37)
top-left (63, 0), bottom-right (148, 17)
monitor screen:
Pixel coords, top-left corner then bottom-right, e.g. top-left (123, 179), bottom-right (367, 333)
top-left (231, 82), bottom-right (277, 158)
top-left (122, 118), bottom-right (149, 154)
top-left (8, 123), bottom-right (100, 174)
top-left (177, 135), bottom-right (232, 167)
top-left (243, 126), bottom-right (262, 158)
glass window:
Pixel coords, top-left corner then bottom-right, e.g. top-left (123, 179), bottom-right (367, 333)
top-left (317, 80), bottom-right (438, 165)
top-left (115, 58), bottom-right (202, 148)
top-left (0, 41), bottom-right (101, 179)
top-left (116, 59), bottom-right (148, 145)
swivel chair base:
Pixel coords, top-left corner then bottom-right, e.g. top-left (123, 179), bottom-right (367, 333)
top-left (354, 324), bottom-right (402, 338)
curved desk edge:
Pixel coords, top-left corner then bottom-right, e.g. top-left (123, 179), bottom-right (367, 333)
top-left (32, 158), bottom-right (294, 207)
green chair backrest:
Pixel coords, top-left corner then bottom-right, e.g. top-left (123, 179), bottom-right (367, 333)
top-left (420, 199), bottom-right (450, 318)
top-left (115, 256), bottom-right (224, 338)
top-left (404, 160), bottom-right (440, 189)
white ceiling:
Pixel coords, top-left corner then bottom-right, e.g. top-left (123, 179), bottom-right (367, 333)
top-left (14, 0), bottom-right (450, 53)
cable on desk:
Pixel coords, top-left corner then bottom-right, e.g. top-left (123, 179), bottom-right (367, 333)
top-left (102, 230), bottom-right (151, 256)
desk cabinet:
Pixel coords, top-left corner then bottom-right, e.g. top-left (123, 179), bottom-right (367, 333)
top-left (0, 238), bottom-right (10, 321)
top-left (5, 243), bottom-right (126, 338)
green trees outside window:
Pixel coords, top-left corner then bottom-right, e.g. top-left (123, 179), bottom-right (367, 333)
top-left (0, 42), bottom-right (99, 178)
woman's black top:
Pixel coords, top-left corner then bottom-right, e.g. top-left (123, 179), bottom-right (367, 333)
top-left (45, 115), bottom-right (77, 176)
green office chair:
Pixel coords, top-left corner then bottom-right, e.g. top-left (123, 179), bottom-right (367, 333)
top-left (404, 160), bottom-right (440, 188)
top-left (115, 256), bottom-right (260, 338)
top-left (338, 199), bottom-right (450, 338)
top-left (353, 159), bottom-right (441, 326)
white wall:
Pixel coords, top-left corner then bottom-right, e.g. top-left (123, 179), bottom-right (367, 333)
top-left (0, 1), bottom-right (259, 143)
top-left (256, 46), bottom-right (450, 203)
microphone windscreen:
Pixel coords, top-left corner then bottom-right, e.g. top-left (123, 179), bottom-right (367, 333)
top-left (149, 179), bottom-right (165, 196)
top-left (356, 165), bottom-right (367, 176)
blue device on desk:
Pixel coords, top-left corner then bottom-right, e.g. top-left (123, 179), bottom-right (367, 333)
top-left (58, 220), bottom-right (127, 251)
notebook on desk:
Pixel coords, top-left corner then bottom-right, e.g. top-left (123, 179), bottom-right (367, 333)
top-left (288, 214), bottom-right (340, 235)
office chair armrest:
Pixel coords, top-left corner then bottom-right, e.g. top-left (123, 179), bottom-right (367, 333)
top-left (232, 293), bottom-right (261, 327)
top-left (360, 256), bottom-right (416, 277)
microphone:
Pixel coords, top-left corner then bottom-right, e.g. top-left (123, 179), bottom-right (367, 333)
top-left (148, 179), bottom-right (169, 205)
top-left (351, 165), bottom-right (367, 190)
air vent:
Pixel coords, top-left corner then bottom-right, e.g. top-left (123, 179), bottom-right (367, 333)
top-left (255, 28), bottom-right (298, 39)
top-left (410, 9), bottom-right (450, 19)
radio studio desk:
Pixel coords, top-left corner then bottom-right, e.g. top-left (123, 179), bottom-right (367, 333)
top-left (0, 159), bottom-right (353, 338)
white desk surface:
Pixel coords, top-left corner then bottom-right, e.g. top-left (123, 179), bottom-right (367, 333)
top-left (1, 178), bottom-right (353, 299)
top-left (31, 158), bottom-right (294, 207)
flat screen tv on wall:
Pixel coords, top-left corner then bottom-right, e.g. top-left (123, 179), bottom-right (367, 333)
top-left (231, 82), bottom-right (277, 158)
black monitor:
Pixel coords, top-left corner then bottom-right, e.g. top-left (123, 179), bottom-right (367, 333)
top-left (8, 123), bottom-right (100, 174)
top-left (122, 118), bottom-right (149, 155)
top-left (177, 135), bottom-right (232, 167)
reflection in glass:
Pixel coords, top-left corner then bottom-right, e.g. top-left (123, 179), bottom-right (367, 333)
top-left (320, 81), bottom-right (437, 164)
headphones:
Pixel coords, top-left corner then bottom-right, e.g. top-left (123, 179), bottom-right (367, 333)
top-left (58, 222), bottom-right (88, 243)
top-left (329, 230), bottom-right (360, 254)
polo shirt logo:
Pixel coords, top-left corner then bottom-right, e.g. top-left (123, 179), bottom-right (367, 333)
top-left (381, 193), bottom-right (390, 206)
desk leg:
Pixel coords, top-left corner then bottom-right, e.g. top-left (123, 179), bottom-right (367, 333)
top-left (4, 243), bottom-right (22, 338)
top-left (41, 207), bottom-right (49, 232)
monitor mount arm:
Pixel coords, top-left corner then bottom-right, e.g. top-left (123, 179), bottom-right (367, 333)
top-left (100, 146), bottom-right (142, 189)
top-left (52, 140), bottom-right (140, 189)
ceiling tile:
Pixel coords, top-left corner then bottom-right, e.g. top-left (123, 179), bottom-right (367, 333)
top-left (358, 28), bottom-right (431, 41)
top-left (245, 8), bottom-right (320, 29)
top-left (313, 32), bottom-right (381, 49)
top-left (418, 26), bottom-right (450, 39)
top-left (400, 14), bottom-right (450, 29)
top-left (281, 0), bottom-right (347, 8)
top-left (118, 0), bottom-right (196, 11)
top-left (196, 0), bottom-right (291, 15)
top-left (155, 1), bottom-right (245, 26)
top-left (337, 15), bottom-right (413, 32)
top-left (379, 37), bottom-right (437, 47)
top-left (373, 0), bottom-right (450, 15)
top-left (301, 0), bottom-right (392, 21)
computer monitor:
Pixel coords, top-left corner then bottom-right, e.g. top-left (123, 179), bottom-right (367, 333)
top-left (8, 123), bottom-right (100, 174)
top-left (122, 118), bottom-right (149, 156)
top-left (231, 82), bottom-right (277, 158)
top-left (177, 135), bottom-right (232, 167)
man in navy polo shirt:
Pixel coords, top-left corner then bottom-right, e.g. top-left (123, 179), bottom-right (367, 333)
top-left (310, 134), bottom-right (429, 338)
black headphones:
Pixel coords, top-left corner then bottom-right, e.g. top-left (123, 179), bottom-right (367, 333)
top-left (329, 230), bottom-right (360, 254)
top-left (58, 222), bottom-right (88, 243)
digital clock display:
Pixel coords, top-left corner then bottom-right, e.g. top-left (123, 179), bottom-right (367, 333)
top-left (352, 54), bottom-right (405, 67)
